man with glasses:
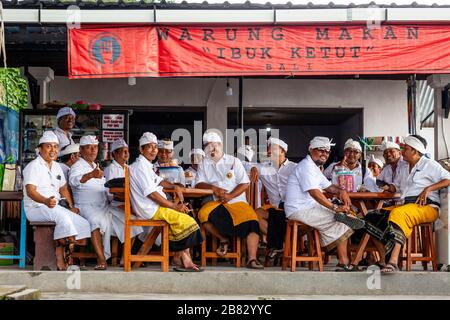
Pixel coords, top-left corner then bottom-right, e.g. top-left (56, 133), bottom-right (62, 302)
top-left (285, 136), bottom-right (365, 271)
top-left (154, 139), bottom-right (186, 187)
top-left (323, 138), bottom-right (364, 192)
top-left (54, 107), bottom-right (76, 152)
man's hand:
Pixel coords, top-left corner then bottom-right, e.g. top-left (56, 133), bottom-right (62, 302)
top-left (220, 193), bottom-right (233, 204)
top-left (382, 184), bottom-right (396, 193)
top-left (334, 205), bottom-right (350, 213)
top-left (338, 189), bottom-right (352, 208)
top-left (70, 207), bottom-right (80, 214)
top-left (415, 187), bottom-right (430, 207)
top-left (250, 167), bottom-right (259, 183)
top-left (91, 163), bottom-right (104, 179)
top-left (45, 196), bottom-right (57, 209)
top-left (212, 186), bottom-right (226, 199)
top-left (174, 203), bottom-right (189, 214)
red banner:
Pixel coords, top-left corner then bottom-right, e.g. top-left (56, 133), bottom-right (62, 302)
top-left (68, 25), bottom-right (450, 78)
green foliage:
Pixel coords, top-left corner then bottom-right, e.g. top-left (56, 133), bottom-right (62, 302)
top-left (0, 68), bottom-right (28, 112)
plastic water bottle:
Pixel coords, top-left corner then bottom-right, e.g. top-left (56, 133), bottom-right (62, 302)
top-left (14, 165), bottom-right (23, 191)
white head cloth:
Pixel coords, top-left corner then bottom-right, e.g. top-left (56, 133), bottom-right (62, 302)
top-left (111, 139), bottom-right (128, 152)
top-left (56, 107), bottom-right (76, 120)
top-left (59, 143), bottom-right (80, 157)
top-left (80, 135), bottom-right (99, 146)
top-left (344, 138), bottom-right (362, 152)
top-left (189, 148), bottom-right (206, 158)
top-left (237, 145), bottom-right (255, 162)
top-left (380, 140), bottom-right (401, 152)
top-left (139, 132), bottom-right (158, 147)
top-left (268, 137), bottom-right (288, 152)
top-left (157, 140), bottom-right (174, 150)
top-left (309, 136), bottom-right (336, 151)
top-left (39, 131), bottom-right (59, 145)
top-left (203, 131), bottom-right (222, 144)
top-left (404, 136), bottom-right (427, 155)
top-left (368, 154), bottom-right (384, 169)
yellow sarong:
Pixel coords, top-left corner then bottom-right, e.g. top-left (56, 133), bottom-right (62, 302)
top-left (388, 203), bottom-right (438, 238)
top-left (198, 201), bottom-right (258, 225)
top-left (152, 207), bottom-right (200, 242)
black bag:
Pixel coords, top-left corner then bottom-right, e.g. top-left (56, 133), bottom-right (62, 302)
top-left (104, 177), bottom-right (125, 188)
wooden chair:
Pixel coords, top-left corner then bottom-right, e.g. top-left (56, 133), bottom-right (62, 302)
top-left (400, 223), bottom-right (437, 271)
top-left (123, 165), bottom-right (170, 272)
top-left (282, 220), bottom-right (323, 272)
top-left (200, 227), bottom-right (242, 267)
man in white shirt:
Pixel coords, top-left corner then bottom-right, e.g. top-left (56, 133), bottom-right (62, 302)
top-left (285, 136), bottom-right (366, 271)
top-left (54, 107), bottom-right (76, 152)
top-left (196, 131), bottom-right (263, 269)
top-left (365, 135), bottom-right (450, 273)
top-left (69, 135), bottom-right (115, 270)
top-left (362, 155), bottom-right (384, 192)
top-left (184, 148), bottom-right (205, 187)
top-left (154, 139), bottom-right (186, 186)
top-left (23, 131), bottom-right (90, 271)
top-left (251, 137), bottom-right (297, 259)
top-left (129, 132), bottom-right (203, 272)
top-left (376, 140), bottom-right (409, 194)
top-left (58, 143), bottom-right (80, 182)
top-left (324, 138), bottom-right (364, 192)
top-left (104, 139), bottom-right (143, 262)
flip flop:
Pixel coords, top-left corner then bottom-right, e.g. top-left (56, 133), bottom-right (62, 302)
top-left (173, 266), bottom-right (204, 272)
top-left (381, 263), bottom-right (399, 275)
top-left (94, 263), bottom-right (107, 271)
top-left (246, 259), bottom-right (264, 269)
top-left (216, 240), bottom-right (229, 257)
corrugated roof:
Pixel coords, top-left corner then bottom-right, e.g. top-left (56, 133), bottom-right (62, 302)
top-left (417, 80), bottom-right (435, 128)
top-left (4, 0), bottom-right (450, 9)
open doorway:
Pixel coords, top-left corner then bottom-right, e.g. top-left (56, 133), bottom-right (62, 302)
top-left (228, 107), bottom-right (363, 164)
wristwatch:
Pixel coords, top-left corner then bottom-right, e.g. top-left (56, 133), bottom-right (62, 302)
top-left (332, 204), bottom-right (339, 211)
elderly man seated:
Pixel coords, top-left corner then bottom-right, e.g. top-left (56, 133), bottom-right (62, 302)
top-left (104, 139), bottom-right (143, 265)
top-left (196, 131), bottom-right (263, 269)
top-left (361, 135), bottom-right (450, 273)
top-left (129, 132), bottom-right (203, 272)
top-left (69, 135), bottom-right (116, 270)
top-left (154, 139), bottom-right (185, 186)
top-left (23, 131), bottom-right (90, 271)
top-left (376, 140), bottom-right (409, 194)
top-left (184, 148), bottom-right (205, 187)
top-left (251, 137), bottom-right (297, 261)
top-left (324, 138), bottom-right (364, 191)
top-left (285, 136), bottom-right (366, 271)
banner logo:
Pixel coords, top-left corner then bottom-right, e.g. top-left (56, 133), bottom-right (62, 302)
top-left (89, 32), bottom-right (122, 65)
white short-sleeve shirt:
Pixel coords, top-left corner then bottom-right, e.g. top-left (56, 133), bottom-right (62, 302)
top-left (104, 160), bottom-right (124, 182)
top-left (285, 155), bottom-right (332, 216)
top-left (54, 127), bottom-right (75, 152)
top-left (377, 158), bottom-right (409, 193)
top-left (256, 159), bottom-right (297, 207)
top-left (23, 155), bottom-right (66, 212)
top-left (401, 156), bottom-right (450, 204)
top-left (129, 155), bottom-right (166, 219)
top-left (195, 153), bottom-right (250, 204)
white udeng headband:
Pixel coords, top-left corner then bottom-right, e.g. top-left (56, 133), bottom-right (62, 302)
top-left (404, 136), bottom-right (427, 155)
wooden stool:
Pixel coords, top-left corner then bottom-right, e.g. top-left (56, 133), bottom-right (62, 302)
top-left (30, 221), bottom-right (57, 270)
top-left (200, 226), bottom-right (242, 268)
top-left (282, 220), bottom-right (323, 272)
top-left (401, 223), bottom-right (437, 271)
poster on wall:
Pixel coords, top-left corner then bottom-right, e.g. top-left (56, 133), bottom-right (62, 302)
top-left (102, 114), bottom-right (124, 130)
top-left (102, 130), bottom-right (124, 143)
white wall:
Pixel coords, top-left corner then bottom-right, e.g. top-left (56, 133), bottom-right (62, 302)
top-left (50, 76), bottom-right (408, 138)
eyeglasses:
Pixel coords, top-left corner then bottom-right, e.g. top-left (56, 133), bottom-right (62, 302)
top-left (314, 148), bottom-right (330, 154)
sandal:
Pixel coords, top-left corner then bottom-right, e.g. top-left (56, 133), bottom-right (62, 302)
top-left (94, 263), bottom-right (107, 271)
top-left (216, 240), bottom-right (229, 257)
top-left (246, 259), bottom-right (264, 270)
top-left (381, 263), bottom-right (399, 274)
top-left (335, 263), bottom-right (357, 272)
top-left (173, 266), bottom-right (204, 272)
top-left (267, 248), bottom-right (284, 260)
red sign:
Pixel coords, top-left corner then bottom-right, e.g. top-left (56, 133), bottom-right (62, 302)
top-left (68, 25), bottom-right (450, 78)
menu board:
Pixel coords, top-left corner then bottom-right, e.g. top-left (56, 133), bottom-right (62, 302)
top-left (102, 114), bottom-right (124, 130)
top-left (102, 130), bottom-right (124, 143)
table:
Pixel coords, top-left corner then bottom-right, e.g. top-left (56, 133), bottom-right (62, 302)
top-left (109, 187), bottom-right (213, 201)
top-left (0, 191), bottom-right (26, 268)
top-left (347, 192), bottom-right (401, 266)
